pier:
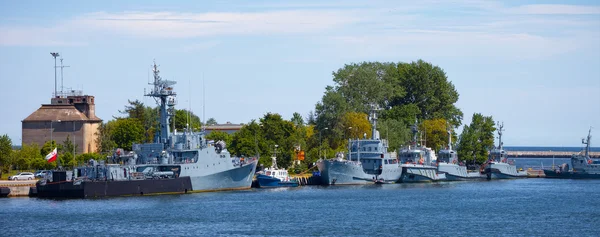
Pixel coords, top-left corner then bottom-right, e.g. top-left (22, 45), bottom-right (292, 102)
top-left (507, 151), bottom-right (600, 158)
top-left (0, 180), bottom-right (37, 197)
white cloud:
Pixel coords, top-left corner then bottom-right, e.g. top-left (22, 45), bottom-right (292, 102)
top-left (508, 4), bottom-right (600, 15)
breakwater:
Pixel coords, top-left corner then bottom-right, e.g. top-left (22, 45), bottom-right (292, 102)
top-left (507, 151), bottom-right (600, 158)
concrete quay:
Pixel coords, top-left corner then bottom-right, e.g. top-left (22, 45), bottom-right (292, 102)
top-left (0, 180), bottom-right (37, 197)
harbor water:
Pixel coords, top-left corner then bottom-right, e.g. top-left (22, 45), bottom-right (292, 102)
top-left (1, 159), bottom-right (599, 236)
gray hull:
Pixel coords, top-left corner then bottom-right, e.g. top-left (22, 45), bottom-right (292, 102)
top-left (400, 165), bottom-right (443, 183)
top-left (188, 161), bottom-right (257, 192)
top-left (317, 159), bottom-right (402, 185)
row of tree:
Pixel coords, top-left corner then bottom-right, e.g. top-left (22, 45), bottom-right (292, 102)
top-left (0, 59), bottom-right (500, 174)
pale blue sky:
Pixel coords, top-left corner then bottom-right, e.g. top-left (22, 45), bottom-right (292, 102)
top-left (0, 0), bottom-right (599, 147)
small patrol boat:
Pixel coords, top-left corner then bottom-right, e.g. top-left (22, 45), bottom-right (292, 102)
top-left (256, 153), bottom-right (299, 188)
top-left (483, 122), bottom-right (527, 179)
top-left (398, 121), bottom-right (445, 183)
top-left (437, 128), bottom-right (485, 181)
top-left (544, 128), bottom-right (600, 179)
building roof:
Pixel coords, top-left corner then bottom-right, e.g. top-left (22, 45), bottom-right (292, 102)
top-left (22, 104), bottom-right (102, 122)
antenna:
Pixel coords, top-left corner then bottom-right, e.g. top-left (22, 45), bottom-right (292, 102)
top-left (58, 57), bottom-right (70, 97)
top-left (202, 74), bottom-right (206, 131)
top-left (50, 52), bottom-right (60, 97)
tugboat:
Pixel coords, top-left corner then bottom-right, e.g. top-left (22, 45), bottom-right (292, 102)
top-left (256, 148), bottom-right (299, 188)
top-left (483, 122), bottom-right (527, 180)
top-left (437, 128), bottom-right (485, 181)
top-left (544, 128), bottom-right (600, 179)
top-left (398, 121), bottom-right (446, 183)
top-left (36, 61), bottom-right (257, 198)
top-left (316, 105), bottom-right (403, 185)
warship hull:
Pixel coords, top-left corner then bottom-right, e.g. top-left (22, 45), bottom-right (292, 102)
top-left (399, 165), bottom-right (444, 183)
top-left (188, 161), bottom-right (257, 191)
top-left (36, 177), bottom-right (193, 198)
top-left (317, 159), bottom-right (402, 185)
top-left (543, 170), bottom-right (600, 179)
top-left (438, 164), bottom-right (485, 181)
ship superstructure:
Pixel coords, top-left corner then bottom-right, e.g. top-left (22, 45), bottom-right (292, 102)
top-left (437, 127), bottom-right (485, 181)
top-left (398, 120), bottom-right (445, 182)
top-left (316, 106), bottom-right (402, 185)
top-left (483, 122), bottom-right (526, 179)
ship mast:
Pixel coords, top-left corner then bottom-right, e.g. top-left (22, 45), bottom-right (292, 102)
top-left (146, 61), bottom-right (177, 148)
top-left (583, 127), bottom-right (592, 157)
top-left (497, 121), bottom-right (504, 150)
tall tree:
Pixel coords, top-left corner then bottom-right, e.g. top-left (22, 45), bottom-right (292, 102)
top-left (342, 112), bottom-right (371, 140)
top-left (206, 118), bottom-right (218, 126)
top-left (419, 118), bottom-right (450, 152)
top-left (172, 109), bottom-right (202, 132)
top-left (392, 60), bottom-right (463, 126)
top-left (291, 112), bottom-right (304, 127)
top-left (0, 135), bottom-right (12, 174)
top-left (110, 118), bottom-right (145, 150)
top-left (457, 113), bottom-right (496, 165)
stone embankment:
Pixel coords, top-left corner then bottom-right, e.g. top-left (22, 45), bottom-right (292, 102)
top-left (0, 180), bottom-right (37, 197)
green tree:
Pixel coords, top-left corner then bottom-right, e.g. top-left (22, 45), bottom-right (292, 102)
top-left (419, 118), bottom-right (450, 152)
top-left (0, 134), bottom-right (12, 174)
top-left (110, 118), bottom-right (145, 150)
top-left (392, 60), bottom-right (463, 126)
top-left (172, 109), bottom-right (202, 132)
top-left (291, 112), bottom-right (304, 126)
top-left (377, 119), bottom-right (411, 150)
top-left (95, 122), bottom-right (117, 154)
top-left (457, 113), bottom-right (496, 165)
top-left (206, 118), bottom-right (218, 126)
top-left (206, 131), bottom-right (233, 147)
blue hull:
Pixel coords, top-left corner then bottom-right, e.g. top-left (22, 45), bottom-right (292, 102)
top-left (543, 170), bottom-right (600, 179)
top-left (256, 174), bottom-right (298, 188)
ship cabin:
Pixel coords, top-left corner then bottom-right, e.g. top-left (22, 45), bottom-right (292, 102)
top-left (399, 148), bottom-right (426, 165)
top-left (438, 149), bottom-right (458, 164)
top-left (347, 139), bottom-right (397, 175)
top-left (571, 154), bottom-right (600, 173)
top-left (489, 148), bottom-right (508, 163)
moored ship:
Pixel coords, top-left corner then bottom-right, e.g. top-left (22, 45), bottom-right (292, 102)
top-left (437, 128), bottom-right (485, 181)
top-left (317, 106), bottom-right (402, 185)
top-left (483, 122), bottom-right (527, 180)
top-left (544, 129), bottom-right (600, 179)
top-left (37, 61), bottom-right (257, 198)
top-left (398, 121), bottom-right (445, 183)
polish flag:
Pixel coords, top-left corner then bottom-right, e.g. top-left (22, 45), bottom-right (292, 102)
top-left (45, 148), bottom-right (57, 163)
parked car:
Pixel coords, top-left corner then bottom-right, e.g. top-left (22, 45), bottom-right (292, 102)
top-left (9, 172), bottom-right (35, 180)
top-left (34, 170), bottom-right (49, 178)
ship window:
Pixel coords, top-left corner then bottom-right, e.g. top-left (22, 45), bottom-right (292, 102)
top-left (368, 147), bottom-right (372, 151)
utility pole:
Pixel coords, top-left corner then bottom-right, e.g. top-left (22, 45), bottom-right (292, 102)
top-left (58, 58), bottom-right (70, 96)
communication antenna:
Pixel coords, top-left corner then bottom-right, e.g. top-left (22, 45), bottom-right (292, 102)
top-left (58, 57), bottom-right (70, 96)
top-left (202, 74), bottom-right (206, 131)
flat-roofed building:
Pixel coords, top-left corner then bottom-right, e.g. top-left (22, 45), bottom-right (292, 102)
top-left (22, 91), bottom-right (102, 153)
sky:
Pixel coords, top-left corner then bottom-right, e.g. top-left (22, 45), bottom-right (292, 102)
top-left (0, 0), bottom-right (599, 147)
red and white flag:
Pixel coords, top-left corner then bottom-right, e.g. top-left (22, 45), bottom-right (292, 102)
top-left (45, 148), bottom-right (57, 163)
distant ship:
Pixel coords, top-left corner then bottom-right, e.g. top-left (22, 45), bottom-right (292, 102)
top-left (544, 129), bottom-right (600, 179)
top-left (37, 61), bottom-right (257, 198)
top-left (398, 121), bottom-right (445, 183)
top-left (437, 128), bottom-right (485, 181)
top-left (316, 106), bottom-right (403, 185)
top-left (483, 122), bottom-right (527, 179)
top-left (256, 151), bottom-right (299, 188)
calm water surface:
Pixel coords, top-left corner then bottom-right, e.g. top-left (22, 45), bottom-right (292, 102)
top-left (2, 177), bottom-right (599, 237)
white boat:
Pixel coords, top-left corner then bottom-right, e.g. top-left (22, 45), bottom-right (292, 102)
top-left (483, 122), bottom-right (527, 179)
top-left (437, 128), bottom-right (485, 181)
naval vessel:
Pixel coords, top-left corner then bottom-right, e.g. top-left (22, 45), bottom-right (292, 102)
top-left (37, 61), bottom-right (257, 198)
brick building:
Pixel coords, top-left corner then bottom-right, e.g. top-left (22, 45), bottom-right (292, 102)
top-left (22, 91), bottom-right (102, 153)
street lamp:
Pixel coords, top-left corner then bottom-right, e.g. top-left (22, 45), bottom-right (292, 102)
top-left (51, 119), bottom-right (61, 167)
top-left (320, 127), bottom-right (328, 159)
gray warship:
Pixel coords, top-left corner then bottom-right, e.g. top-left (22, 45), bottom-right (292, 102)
top-left (37, 61), bottom-right (257, 198)
top-left (483, 122), bottom-right (527, 179)
top-left (437, 128), bottom-right (485, 181)
top-left (316, 106), bottom-right (403, 185)
top-left (544, 128), bottom-right (600, 179)
top-left (398, 121), bottom-right (445, 182)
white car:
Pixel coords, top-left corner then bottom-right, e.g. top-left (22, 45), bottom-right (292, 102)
top-left (9, 172), bottom-right (35, 180)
